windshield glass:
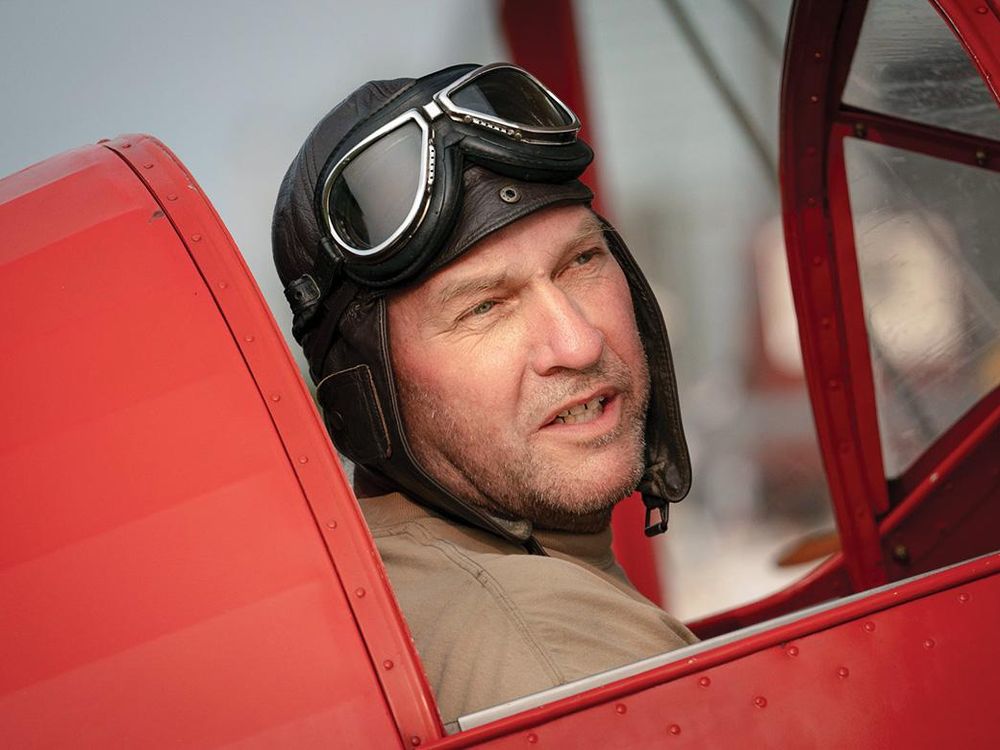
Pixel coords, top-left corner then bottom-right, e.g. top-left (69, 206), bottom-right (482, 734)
top-left (843, 0), bottom-right (1000, 140)
top-left (844, 139), bottom-right (1000, 476)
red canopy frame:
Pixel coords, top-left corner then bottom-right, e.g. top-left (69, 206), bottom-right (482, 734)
top-left (691, 0), bottom-right (1000, 638)
top-left (779, 0), bottom-right (1000, 597)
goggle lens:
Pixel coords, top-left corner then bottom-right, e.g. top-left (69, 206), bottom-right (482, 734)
top-left (450, 67), bottom-right (574, 129)
top-left (328, 119), bottom-right (425, 251)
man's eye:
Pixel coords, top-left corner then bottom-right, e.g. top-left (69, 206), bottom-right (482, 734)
top-left (470, 300), bottom-right (496, 316)
top-left (456, 298), bottom-right (504, 326)
top-left (573, 249), bottom-right (599, 266)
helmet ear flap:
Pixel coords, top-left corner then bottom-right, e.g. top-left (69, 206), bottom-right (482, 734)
top-left (317, 364), bottom-right (392, 465)
top-left (599, 219), bottom-right (691, 530)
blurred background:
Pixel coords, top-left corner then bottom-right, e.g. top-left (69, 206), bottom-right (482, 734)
top-left (0, 0), bottom-right (834, 621)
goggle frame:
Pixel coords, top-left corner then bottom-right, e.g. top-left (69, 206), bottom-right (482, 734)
top-left (318, 63), bottom-right (582, 262)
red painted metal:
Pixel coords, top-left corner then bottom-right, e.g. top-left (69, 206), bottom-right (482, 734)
top-left (836, 107), bottom-right (1000, 170)
top-left (501, 0), bottom-right (663, 607)
top-left (779, 0), bottom-right (890, 593)
top-left (823, 114), bottom-right (893, 516)
top-left (0, 138), bottom-right (441, 747)
top-left (105, 135), bottom-right (443, 744)
top-left (432, 552), bottom-right (1000, 748)
top-left (934, 0), bottom-right (1000, 104)
top-left (881, 390), bottom-right (1000, 576)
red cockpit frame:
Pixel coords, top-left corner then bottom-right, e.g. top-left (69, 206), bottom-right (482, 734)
top-left (692, 0), bottom-right (1000, 638)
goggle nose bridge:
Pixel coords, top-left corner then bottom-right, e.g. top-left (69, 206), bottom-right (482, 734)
top-left (422, 100), bottom-right (444, 121)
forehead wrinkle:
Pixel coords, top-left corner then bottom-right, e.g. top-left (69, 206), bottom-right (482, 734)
top-left (419, 207), bottom-right (605, 323)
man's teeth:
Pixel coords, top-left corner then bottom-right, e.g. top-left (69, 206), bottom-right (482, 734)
top-left (555, 396), bottom-right (607, 425)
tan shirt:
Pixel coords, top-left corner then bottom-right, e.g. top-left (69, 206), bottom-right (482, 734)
top-left (360, 492), bottom-right (697, 727)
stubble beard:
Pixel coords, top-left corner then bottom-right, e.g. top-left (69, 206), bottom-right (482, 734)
top-left (395, 353), bottom-right (651, 534)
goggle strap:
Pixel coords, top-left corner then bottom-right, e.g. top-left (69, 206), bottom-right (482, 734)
top-left (313, 236), bottom-right (346, 298)
top-left (286, 276), bottom-right (321, 339)
top-left (286, 237), bottom-right (347, 340)
top-left (303, 288), bottom-right (360, 384)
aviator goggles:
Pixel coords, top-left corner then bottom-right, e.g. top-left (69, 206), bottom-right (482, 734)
top-left (312, 62), bottom-right (592, 288)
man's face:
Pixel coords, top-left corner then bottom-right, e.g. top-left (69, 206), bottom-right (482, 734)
top-left (388, 204), bottom-right (650, 532)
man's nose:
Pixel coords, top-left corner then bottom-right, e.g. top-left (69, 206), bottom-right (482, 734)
top-left (529, 285), bottom-right (605, 375)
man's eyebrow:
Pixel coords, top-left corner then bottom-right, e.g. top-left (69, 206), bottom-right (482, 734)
top-left (566, 213), bottom-right (608, 249)
top-left (431, 214), bottom-right (607, 311)
top-left (433, 272), bottom-right (510, 310)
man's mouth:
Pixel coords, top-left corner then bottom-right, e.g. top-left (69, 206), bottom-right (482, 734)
top-left (551, 395), bottom-right (608, 425)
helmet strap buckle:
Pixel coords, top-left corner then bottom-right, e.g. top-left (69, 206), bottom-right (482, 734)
top-left (643, 499), bottom-right (670, 537)
top-left (285, 274), bottom-right (321, 313)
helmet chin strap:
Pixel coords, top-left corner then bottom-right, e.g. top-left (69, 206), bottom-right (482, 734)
top-left (638, 448), bottom-right (685, 537)
top-left (642, 496), bottom-right (670, 537)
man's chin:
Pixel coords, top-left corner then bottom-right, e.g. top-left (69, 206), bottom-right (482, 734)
top-left (415, 423), bottom-right (646, 534)
top-left (545, 442), bottom-right (644, 493)
top-left (462, 459), bottom-right (635, 533)
top-left (517, 459), bottom-right (643, 532)
top-left (529, 503), bottom-right (616, 534)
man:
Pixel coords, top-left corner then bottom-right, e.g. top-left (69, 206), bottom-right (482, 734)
top-left (272, 63), bottom-right (696, 727)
